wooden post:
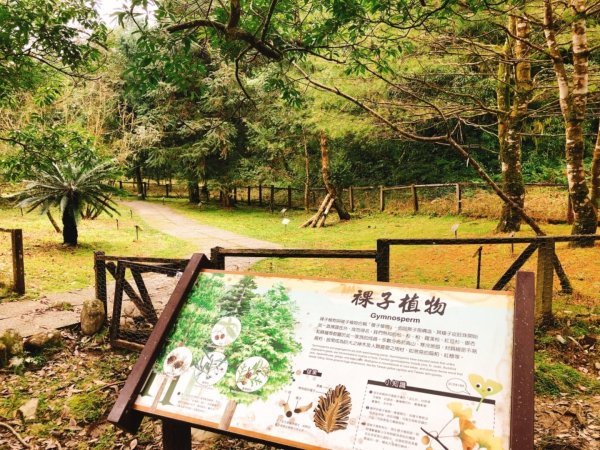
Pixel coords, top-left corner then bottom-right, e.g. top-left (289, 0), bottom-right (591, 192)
top-left (259, 184), bottom-right (263, 206)
top-left (411, 184), bottom-right (419, 213)
top-left (287, 185), bottom-right (292, 209)
top-left (143, 182), bottom-right (148, 198)
top-left (119, 180), bottom-right (123, 190)
top-left (247, 186), bottom-right (251, 205)
top-left (165, 184), bottom-right (170, 198)
top-left (162, 419), bottom-right (191, 450)
top-left (510, 271), bottom-right (535, 450)
top-left (233, 187), bottom-right (237, 202)
top-left (379, 186), bottom-right (385, 212)
top-left (376, 240), bottom-right (390, 282)
top-left (94, 251), bottom-right (107, 321)
top-left (210, 246), bottom-right (226, 270)
top-left (456, 183), bottom-right (462, 214)
top-left (535, 239), bottom-right (555, 320)
top-left (270, 185), bottom-right (275, 212)
top-left (349, 186), bottom-right (355, 212)
top-left (11, 229), bottom-right (25, 295)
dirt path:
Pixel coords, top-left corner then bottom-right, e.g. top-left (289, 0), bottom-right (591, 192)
top-left (122, 200), bottom-right (280, 268)
top-left (0, 201), bottom-right (280, 336)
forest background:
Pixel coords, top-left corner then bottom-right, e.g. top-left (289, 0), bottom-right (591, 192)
top-left (2, 0), bottom-right (600, 237)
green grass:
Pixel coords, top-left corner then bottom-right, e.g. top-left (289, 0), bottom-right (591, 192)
top-left (0, 202), bottom-right (191, 298)
top-left (148, 198), bottom-right (599, 314)
top-left (535, 353), bottom-right (600, 396)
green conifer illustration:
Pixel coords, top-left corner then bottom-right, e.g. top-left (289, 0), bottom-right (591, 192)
top-left (148, 274), bottom-right (301, 431)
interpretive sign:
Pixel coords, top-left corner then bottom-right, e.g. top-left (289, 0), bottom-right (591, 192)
top-left (109, 254), bottom-right (534, 450)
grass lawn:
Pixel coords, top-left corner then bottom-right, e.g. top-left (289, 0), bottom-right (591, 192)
top-left (152, 198), bottom-right (599, 315)
top-left (0, 201), bottom-right (190, 299)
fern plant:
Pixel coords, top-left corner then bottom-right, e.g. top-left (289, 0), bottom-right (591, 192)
top-left (13, 160), bottom-right (119, 246)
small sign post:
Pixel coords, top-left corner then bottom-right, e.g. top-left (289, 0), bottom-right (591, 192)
top-left (109, 256), bottom-right (534, 450)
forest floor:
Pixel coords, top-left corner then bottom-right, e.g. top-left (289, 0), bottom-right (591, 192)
top-left (0, 317), bottom-right (597, 449)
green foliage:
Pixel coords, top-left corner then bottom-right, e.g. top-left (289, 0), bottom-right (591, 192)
top-left (535, 353), bottom-right (600, 396)
top-left (0, 0), bottom-right (107, 102)
top-left (1, 124), bottom-right (101, 182)
top-left (66, 391), bottom-right (107, 423)
top-left (156, 274), bottom-right (301, 404)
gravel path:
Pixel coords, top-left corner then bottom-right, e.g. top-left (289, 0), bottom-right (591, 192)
top-left (1, 201), bottom-right (280, 336)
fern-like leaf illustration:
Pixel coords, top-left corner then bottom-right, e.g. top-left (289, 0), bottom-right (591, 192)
top-left (313, 384), bottom-right (352, 433)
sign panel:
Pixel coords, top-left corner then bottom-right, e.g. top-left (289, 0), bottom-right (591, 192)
top-left (132, 270), bottom-right (514, 450)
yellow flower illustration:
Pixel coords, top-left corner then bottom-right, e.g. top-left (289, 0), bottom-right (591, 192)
top-left (447, 402), bottom-right (473, 420)
top-left (464, 429), bottom-right (504, 450)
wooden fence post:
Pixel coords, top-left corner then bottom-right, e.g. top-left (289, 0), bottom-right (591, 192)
top-left (411, 184), bottom-right (419, 213)
top-left (287, 186), bottom-right (292, 209)
top-left (119, 180), bottom-right (123, 190)
top-left (11, 229), bottom-right (25, 295)
top-left (163, 419), bottom-right (191, 450)
top-left (233, 187), bottom-right (237, 202)
top-left (456, 183), bottom-right (462, 214)
top-left (536, 239), bottom-right (555, 321)
top-left (94, 251), bottom-right (107, 321)
top-left (379, 186), bottom-right (385, 212)
top-left (376, 240), bottom-right (390, 282)
top-left (165, 184), bottom-right (170, 198)
top-left (349, 186), bottom-right (355, 212)
top-left (259, 184), bottom-right (263, 206)
top-left (247, 186), bottom-right (251, 205)
top-left (210, 246), bottom-right (226, 270)
top-left (270, 185), bottom-right (275, 212)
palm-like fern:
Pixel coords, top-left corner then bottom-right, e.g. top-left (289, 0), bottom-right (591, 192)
top-left (13, 160), bottom-right (119, 246)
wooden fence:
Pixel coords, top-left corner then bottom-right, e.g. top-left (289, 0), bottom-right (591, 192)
top-left (0, 228), bottom-right (25, 295)
top-left (116, 179), bottom-right (572, 221)
top-left (96, 234), bottom-right (598, 347)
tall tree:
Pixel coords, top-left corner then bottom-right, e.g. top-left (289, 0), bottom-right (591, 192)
top-left (497, 11), bottom-right (532, 232)
top-left (542, 0), bottom-right (598, 242)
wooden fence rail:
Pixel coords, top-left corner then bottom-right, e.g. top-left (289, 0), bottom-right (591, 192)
top-left (116, 179), bottom-right (572, 221)
top-left (375, 235), bottom-right (600, 321)
top-left (0, 228), bottom-right (25, 295)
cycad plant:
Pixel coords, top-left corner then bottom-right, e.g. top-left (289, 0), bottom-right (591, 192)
top-left (14, 161), bottom-right (119, 246)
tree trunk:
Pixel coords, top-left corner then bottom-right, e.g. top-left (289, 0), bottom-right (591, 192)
top-left (46, 210), bottom-right (61, 233)
top-left (497, 14), bottom-right (529, 233)
top-left (221, 189), bottom-right (235, 207)
top-left (135, 165), bottom-right (145, 200)
top-left (188, 181), bottom-right (200, 203)
top-left (62, 203), bottom-right (78, 246)
top-left (303, 129), bottom-right (310, 212)
top-left (218, 399), bottom-right (238, 430)
top-left (565, 122), bottom-right (597, 240)
top-left (320, 130), bottom-right (350, 220)
top-left (591, 122), bottom-right (600, 209)
top-left (543, 0), bottom-right (597, 245)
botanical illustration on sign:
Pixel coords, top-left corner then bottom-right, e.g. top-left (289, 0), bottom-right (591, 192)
top-left (419, 401), bottom-right (504, 450)
top-left (194, 351), bottom-right (228, 385)
top-left (313, 384), bottom-right (352, 433)
top-left (468, 374), bottom-right (503, 411)
top-left (148, 274), bottom-right (301, 430)
top-left (236, 356), bottom-right (270, 392)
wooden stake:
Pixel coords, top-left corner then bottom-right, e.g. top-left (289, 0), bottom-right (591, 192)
top-left (536, 240), bottom-right (555, 321)
top-left (411, 184), bottom-right (419, 213)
